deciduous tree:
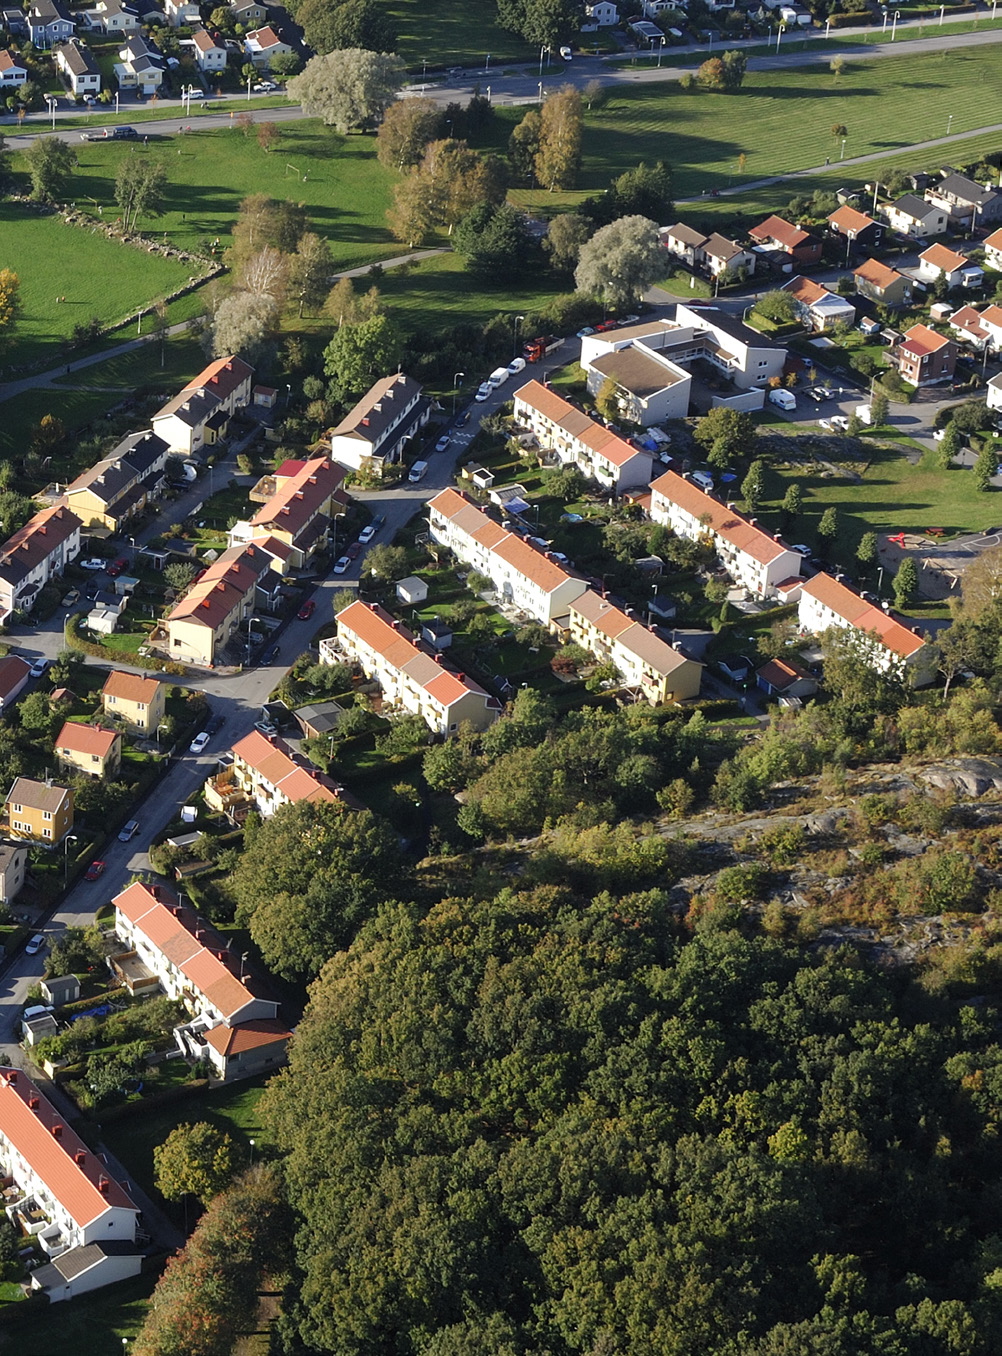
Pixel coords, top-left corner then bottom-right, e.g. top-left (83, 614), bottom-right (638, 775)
top-left (543, 211), bottom-right (590, 272)
top-left (289, 231), bottom-right (332, 316)
top-left (206, 290), bottom-right (278, 365)
top-left (534, 84), bottom-right (582, 191)
top-left (114, 152), bottom-right (168, 231)
top-left (0, 268), bottom-right (21, 352)
top-left (256, 121), bottom-right (279, 152)
top-left (974, 441), bottom-right (997, 492)
top-left (286, 48), bottom-right (405, 133)
top-left (25, 136), bottom-right (76, 200)
top-left (296, 0), bottom-right (396, 54)
top-left (376, 97), bottom-right (441, 171)
top-left (693, 405), bottom-right (756, 461)
top-left (323, 312), bottom-right (403, 403)
top-left (574, 214), bottom-right (663, 307)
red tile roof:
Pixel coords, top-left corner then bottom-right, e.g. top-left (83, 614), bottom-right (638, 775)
top-left (801, 572), bottom-right (926, 657)
top-left (0, 1069), bottom-right (136, 1228)
top-left (102, 670), bottom-right (160, 706)
top-left (0, 506), bottom-right (81, 575)
top-left (828, 205), bottom-right (878, 234)
top-left (749, 215), bottom-right (812, 250)
top-left (853, 257), bottom-right (904, 290)
top-left (920, 242), bottom-right (968, 274)
top-left (427, 489), bottom-right (584, 596)
top-left (900, 323), bottom-right (951, 357)
top-left (203, 1019), bottom-right (292, 1057)
top-left (231, 729), bottom-right (342, 805)
top-left (782, 275), bottom-right (831, 306)
top-left (757, 657), bottom-right (814, 691)
top-left (985, 228), bottom-right (1002, 252)
top-left (570, 590), bottom-right (696, 679)
top-left (56, 722), bottom-right (119, 759)
top-left (650, 469), bottom-right (793, 567)
top-left (183, 355), bottom-right (253, 400)
top-left (0, 656), bottom-right (29, 702)
top-left (249, 455), bottom-right (342, 542)
top-left (514, 380), bottom-right (642, 469)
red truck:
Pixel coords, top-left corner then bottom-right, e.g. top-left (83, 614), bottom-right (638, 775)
top-left (522, 335), bottom-right (562, 363)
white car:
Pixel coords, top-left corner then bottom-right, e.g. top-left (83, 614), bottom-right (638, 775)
top-left (933, 427), bottom-right (947, 442)
top-left (79, 558), bottom-right (107, 571)
top-left (559, 45), bottom-right (572, 59)
top-left (507, 357), bottom-right (526, 375)
top-left (818, 418), bottom-right (833, 432)
top-left (435, 434), bottom-right (451, 452)
top-left (189, 731), bottom-right (210, 754)
top-left (474, 382), bottom-right (492, 402)
top-left (25, 935), bottom-right (45, 956)
top-left (29, 659), bottom-right (48, 679)
top-left (358, 524), bottom-right (377, 544)
top-left (829, 415), bottom-right (850, 432)
top-left (187, 89), bottom-right (205, 99)
top-left (333, 556), bottom-right (352, 574)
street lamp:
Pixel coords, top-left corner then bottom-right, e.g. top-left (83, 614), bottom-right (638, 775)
top-left (513, 315), bottom-right (525, 358)
top-left (157, 721), bottom-right (170, 749)
top-left (891, 8), bottom-right (900, 38)
top-left (776, 21), bottom-right (786, 50)
top-left (947, 112), bottom-right (954, 136)
top-left (46, 97), bottom-right (56, 131)
top-left (538, 80), bottom-right (544, 103)
top-left (825, 16), bottom-right (832, 36)
top-left (63, 833), bottom-right (78, 886)
top-left (539, 44), bottom-right (549, 77)
top-left (485, 52), bottom-right (491, 75)
top-left (115, 91), bottom-right (119, 114)
top-left (882, 6), bottom-right (888, 30)
top-left (657, 33), bottom-right (666, 66)
top-left (840, 136), bottom-right (847, 159)
top-left (249, 1138), bottom-right (255, 1165)
top-left (245, 615), bottom-right (260, 660)
top-left (421, 56), bottom-right (428, 92)
top-left (246, 72), bottom-right (252, 100)
top-left (939, 2), bottom-right (945, 19)
top-left (452, 370), bottom-right (465, 415)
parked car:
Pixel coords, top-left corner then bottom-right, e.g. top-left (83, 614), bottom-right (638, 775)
top-left (345, 542), bottom-right (362, 560)
top-left (805, 388), bottom-right (826, 403)
top-left (119, 819), bottom-right (139, 842)
top-left (186, 90), bottom-right (204, 99)
top-left (371, 514), bottom-right (385, 530)
top-left (253, 80), bottom-right (277, 91)
top-left (206, 713), bottom-right (224, 735)
top-left (474, 382), bottom-right (492, 402)
top-left (791, 544), bottom-right (811, 557)
top-left (254, 720), bottom-right (278, 736)
top-left (455, 411), bottom-right (470, 428)
top-left (84, 860), bottom-right (105, 881)
top-left (111, 125), bottom-right (138, 138)
top-left (829, 414), bottom-right (850, 433)
top-left (264, 644), bottom-right (280, 663)
top-left (358, 524), bottom-right (377, 544)
top-left (435, 434), bottom-right (451, 452)
top-left (29, 659), bottom-right (48, 679)
top-left (107, 556), bottom-right (129, 578)
top-left (79, 558), bottom-right (107, 571)
top-left (60, 588), bottom-right (80, 606)
top-left (298, 599), bottom-right (316, 620)
top-left (333, 556), bottom-right (352, 574)
top-left (25, 934), bottom-right (45, 955)
top-left (577, 326), bottom-right (595, 338)
top-left (507, 357), bottom-right (527, 375)
top-left (189, 731), bottom-right (210, 754)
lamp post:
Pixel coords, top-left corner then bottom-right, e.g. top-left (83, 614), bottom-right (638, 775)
top-left (775, 21), bottom-right (785, 51)
top-left (246, 72), bottom-right (252, 100)
top-left (939, 2), bottom-right (945, 18)
top-left (538, 80), bottom-right (544, 103)
top-left (891, 8), bottom-right (900, 38)
top-left (452, 370), bottom-right (465, 415)
top-left (882, 6), bottom-right (888, 30)
top-left (245, 615), bottom-right (260, 662)
top-left (657, 33), bottom-right (666, 65)
top-left (513, 315), bottom-right (525, 358)
top-left (485, 52), bottom-right (491, 75)
top-left (63, 833), bottom-right (78, 886)
top-left (947, 112), bottom-right (954, 135)
top-left (825, 16), bottom-right (832, 36)
top-left (539, 45), bottom-right (549, 77)
top-left (249, 1138), bottom-right (255, 1165)
top-left (421, 56), bottom-right (427, 92)
top-left (840, 136), bottom-right (847, 159)
top-left (115, 91), bottom-right (119, 114)
top-left (46, 97), bottom-right (56, 131)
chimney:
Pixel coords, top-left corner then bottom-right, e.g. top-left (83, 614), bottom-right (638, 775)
top-left (392, 621), bottom-right (401, 631)
top-left (5, 1072), bottom-right (14, 1085)
top-left (195, 928), bottom-right (205, 941)
top-left (458, 673), bottom-right (466, 682)
top-left (74, 1150), bottom-right (86, 1165)
top-left (98, 1177), bottom-right (109, 1194)
top-left (435, 654), bottom-right (443, 665)
top-left (749, 518), bottom-right (759, 527)
top-left (51, 1124), bottom-right (62, 1139)
top-left (28, 1096), bottom-right (39, 1111)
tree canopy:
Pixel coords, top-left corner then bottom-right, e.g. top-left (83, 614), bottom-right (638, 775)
top-left (574, 215), bottom-right (664, 308)
top-left (286, 49), bottom-right (405, 133)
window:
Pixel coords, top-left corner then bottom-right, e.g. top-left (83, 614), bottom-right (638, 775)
top-left (42, 811), bottom-right (52, 822)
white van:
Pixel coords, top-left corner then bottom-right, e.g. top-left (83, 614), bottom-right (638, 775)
top-left (559, 45), bottom-right (572, 59)
top-left (768, 388), bottom-right (796, 411)
top-left (488, 366), bottom-right (510, 389)
top-left (408, 460), bottom-right (429, 483)
top-left (692, 470), bottom-right (714, 492)
top-left (855, 403), bottom-right (873, 425)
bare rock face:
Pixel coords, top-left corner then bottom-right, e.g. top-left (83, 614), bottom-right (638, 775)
top-left (919, 759), bottom-right (1002, 799)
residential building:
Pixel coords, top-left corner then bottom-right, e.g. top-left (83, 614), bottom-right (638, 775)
top-left (205, 727), bottom-right (348, 822)
top-left (54, 39), bottom-right (100, 95)
top-left (0, 49), bottom-right (28, 83)
top-left (27, 0), bottom-right (74, 46)
top-left (229, 454), bottom-right (344, 566)
top-left (585, 0), bottom-right (618, 22)
top-left (0, 656), bottom-right (30, 713)
top-left (55, 723), bottom-right (121, 780)
top-left (827, 204), bottom-right (885, 252)
top-left (91, 0), bottom-right (138, 32)
top-left (925, 171), bottom-right (1002, 227)
top-left (748, 214), bottom-right (823, 268)
top-left (0, 1067), bottom-right (141, 1301)
top-left (0, 505), bottom-right (81, 621)
top-left (163, 0), bottom-right (198, 23)
top-left (880, 193), bottom-right (948, 239)
top-left (781, 275), bottom-right (856, 331)
top-left (702, 232), bottom-right (755, 278)
top-left (649, 469), bottom-right (802, 598)
top-left (917, 242), bottom-right (982, 289)
top-left (973, 303), bottom-right (1002, 352)
top-left (428, 487), bottom-right (588, 624)
top-left (755, 657), bottom-right (818, 700)
top-left (243, 23), bottom-right (290, 64)
top-left (0, 843), bottom-right (27, 905)
top-left (4, 778), bottom-right (73, 844)
top-left (512, 380), bottom-right (655, 484)
top-left (661, 222), bottom-right (709, 270)
top-left (112, 880), bottom-right (292, 1080)
top-left (987, 371), bottom-right (1002, 414)
top-left (580, 305), bottom-right (786, 409)
top-left (114, 31), bottom-right (164, 89)
top-left (165, 540), bottom-right (277, 666)
top-left (61, 430), bottom-right (168, 532)
top-left (151, 355), bottom-right (253, 456)
top-left (568, 590), bottom-right (702, 703)
top-left (896, 323), bottom-right (957, 386)
top-left (189, 25), bottom-right (226, 70)
top-left (948, 304), bottom-right (991, 349)
top-left (329, 601), bottom-right (501, 734)
top-left (101, 670), bottom-right (165, 735)
top-left (1, 9), bottom-right (29, 37)
top-left (229, 0), bottom-right (266, 23)
top-left (324, 373), bottom-right (430, 475)
top-left (852, 257), bottom-right (913, 307)
top-left (984, 227), bottom-right (1002, 270)
top-left (799, 571), bottom-right (935, 684)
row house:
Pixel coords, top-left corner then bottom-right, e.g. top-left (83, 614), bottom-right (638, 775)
top-left (61, 430), bottom-right (168, 532)
top-left (799, 571), bottom-right (935, 684)
top-left (330, 601), bottom-right (501, 734)
top-left (54, 39), bottom-right (100, 95)
top-left (512, 380), bottom-right (654, 487)
top-left (917, 242), bottom-right (982, 289)
top-left (924, 172), bottom-right (1002, 228)
top-left (4, 778), bottom-right (73, 845)
top-left (660, 223), bottom-right (755, 278)
top-left (748, 214), bottom-right (823, 268)
top-left (895, 323), bottom-right (957, 386)
top-left (0, 505), bottom-right (81, 621)
top-left (0, 1069), bottom-right (142, 1303)
top-left (152, 355), bottom-right (253, 456)
top-left (55, 722), bottom-right (121, 780)
top-left (568, 590), bottom-right (702, 704)
top-left (852, 257), bottom-right (912, 308)
top-left (649, 469), bottom-right (803, 599)
top-left (113, 880), bottom-right (292, 1081)
top-left (880, 194), bottom-right (947, 239)
top-left (101, 669), bottom-right (165, 735)
top-left (427, 488), bottom-right (588, 625)
top-left (166, 540), bottom-right (278, 666)
top-left (206, 727), bottom-right (349, 822)
top-left (324, 373), bottom-right (430, 475)
top-left (231, 455), bottom-right (344, 567)
top-left (780, 275), bottom-right (856, 332)
top-left (827, 205), bottom-right (885, 252)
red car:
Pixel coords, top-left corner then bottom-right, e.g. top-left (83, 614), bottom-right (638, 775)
top-left (346, 541), bottom-right (362, 560)
top-left (298, 599), bottom-right (316, 621)
top-left (84, 861), bottom-right (105, 881)
top-left (106, 557), bottom-right (129, 578)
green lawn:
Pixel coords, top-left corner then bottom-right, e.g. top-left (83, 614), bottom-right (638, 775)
top-left (378, 250), bottom-right (564, 336)
top-left (385, 0), bottom-right (533, 69)
top-left (0, 200), bottom-right (193, 373)
top-left (12, 1273), bottom-right (157, 1354)
top-left (49, 332), bottom-right (206, 393)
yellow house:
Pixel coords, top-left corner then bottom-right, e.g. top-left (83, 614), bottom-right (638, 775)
top-left (568, 591), bottom-right (703, 705)
top-left (101, 670), bottom-right (165, 736)
top-left (229, 456), bottom-right (344, 568)
top-left (5, 778), bottom-right (74, 844)
top-left (166, 543), bottom-right (273, 667)
top-left (55, 722), bottom-right (122, 780)
top-left (61, 431), bottom-right (169, 533)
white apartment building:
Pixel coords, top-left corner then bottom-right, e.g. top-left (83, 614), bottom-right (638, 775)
top-left (152, 355), bottom-right (253, 456)
top-left (0, 505), bottom-right (81, 621)
top-left (0, 1068), bottom-right (142, 1302)
top-left (512, 380), bottom-right (654, 485)
top-left (329, 601), bottom-right (501, 734)
top-left (427, 488), bottom-right (588, 624)
top-left (798, 572), bottom-right (935, 684)
top-left (224, 728), bottom-right (345, 817)
top-left (325, 373), bottom-right (429, 474)
top-left (650, 469), bottom-right (802, 598)
top-left (568, 590), bottom-right (702, 704)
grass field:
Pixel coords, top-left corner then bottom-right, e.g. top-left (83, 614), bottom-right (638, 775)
top-left (12, 1273), bottom-right (157, 1354)
top-left (0, 201), bottom-right (193, 373)
top-left (385, 0), bottom-right (532, 68)
top-left (377, 250), bottom-right (565, 335)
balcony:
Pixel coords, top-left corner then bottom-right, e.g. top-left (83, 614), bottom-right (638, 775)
top-left (203, 768), bottom-right (250, 825)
